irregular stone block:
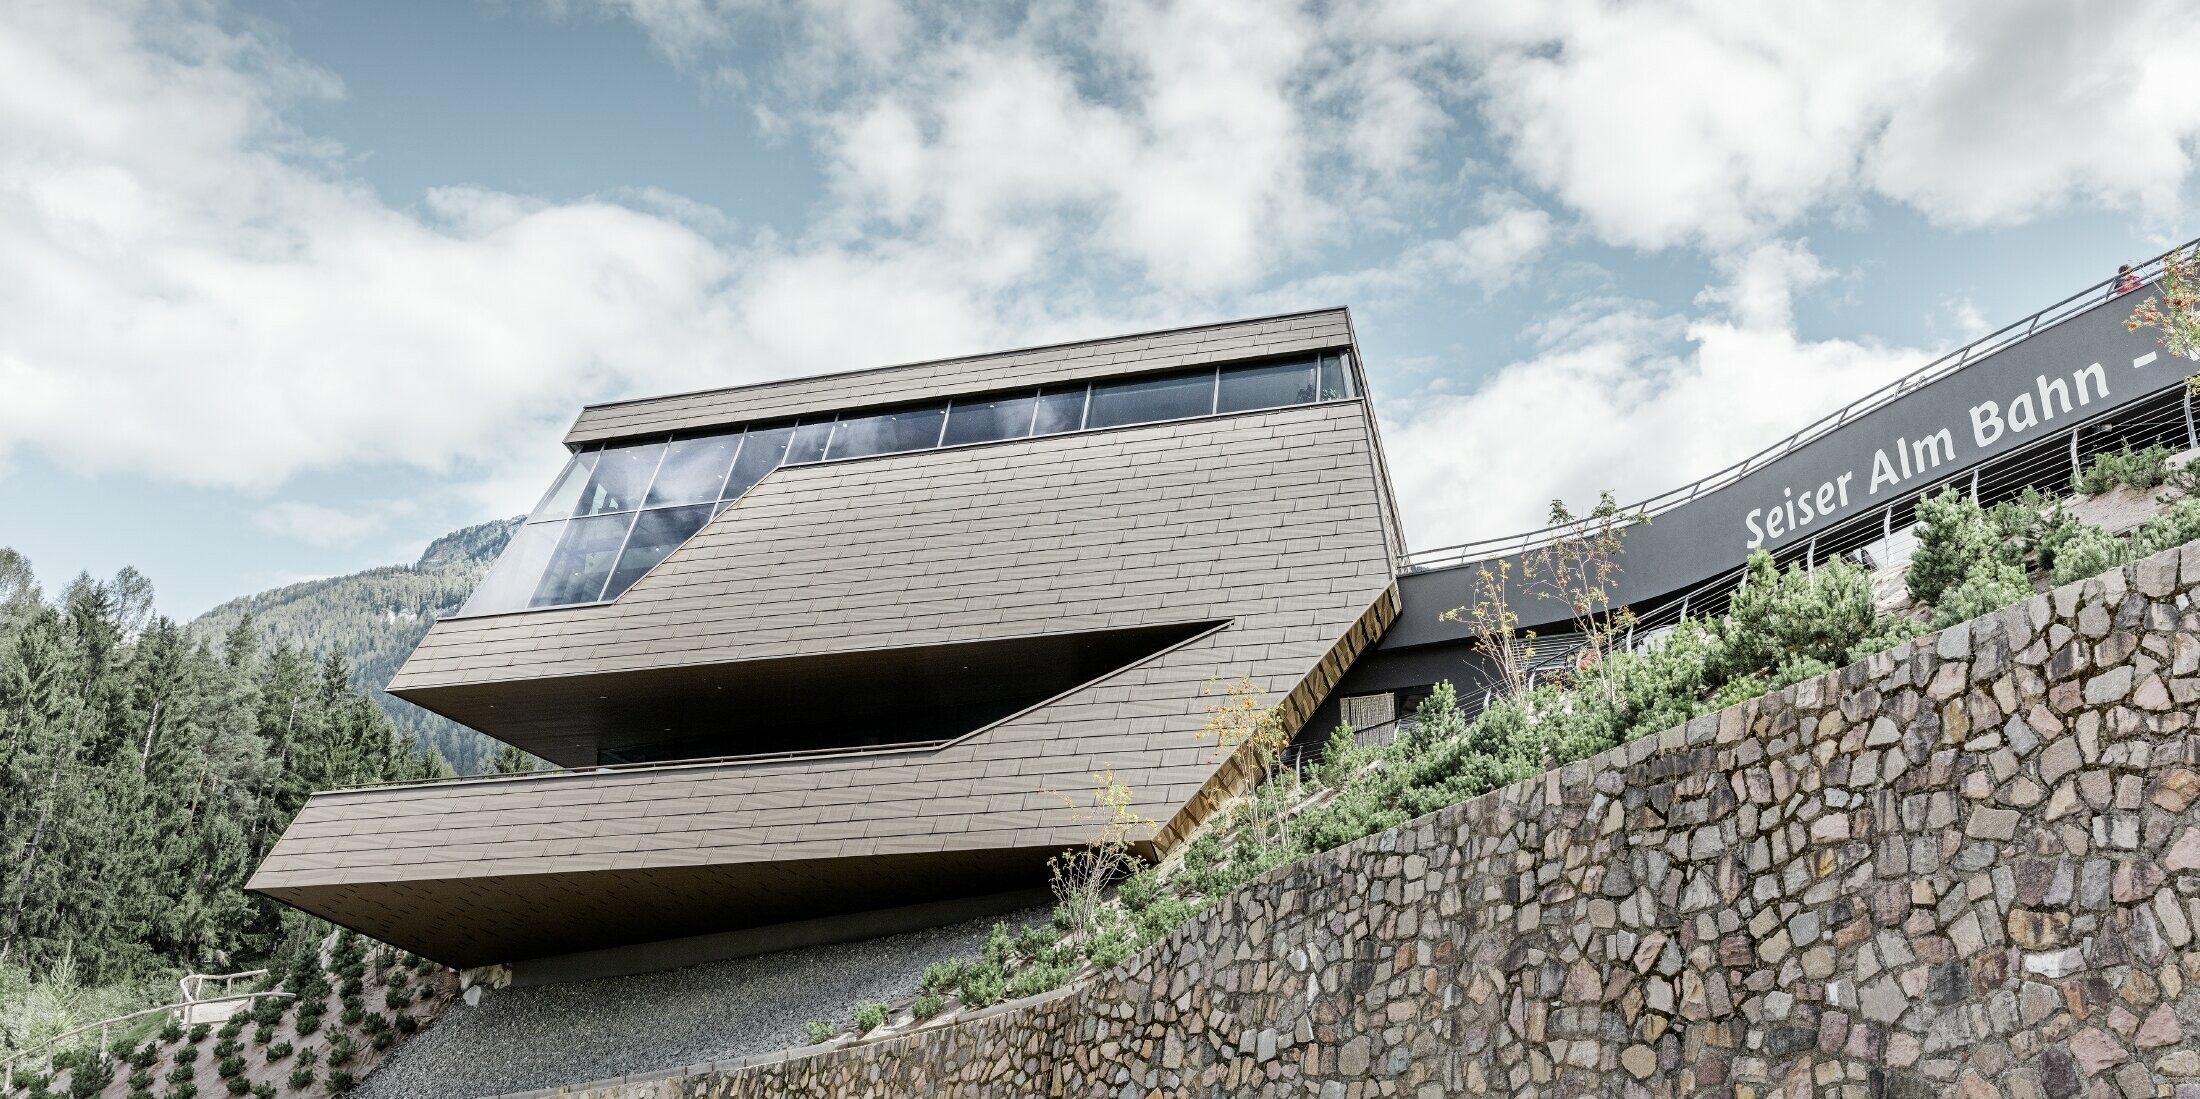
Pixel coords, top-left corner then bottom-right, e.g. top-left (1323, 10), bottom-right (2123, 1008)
top-left (1967, 807), bottom-right (2020, 841)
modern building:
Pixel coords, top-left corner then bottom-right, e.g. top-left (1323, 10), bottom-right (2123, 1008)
top-left (248, 309), bottom-right (1405, 974)
top-left (250, 244), bottom-right (2199, 977)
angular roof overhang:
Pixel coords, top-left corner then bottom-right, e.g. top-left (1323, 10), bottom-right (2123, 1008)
top-left (392, 620), bottom-right (1225, 768)
top-left (256, 834), bottom-right (1075, 970)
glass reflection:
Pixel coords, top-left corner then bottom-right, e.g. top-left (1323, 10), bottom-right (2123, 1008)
top-left (1085, 369), bottom-right (1214, 429)
top-left (531, 513), bottom-right (635, 607)
top-left (1032, 386), bottom-right (1088, 435)
top-left (647, 432), bottom-right (742, 508)
top-left (723, 423), bottom-right (793, 499)
top-left (530, 449), bottom-right (600, 522)
top-left (460, 521), bottom-right (565, 616)
top-left (604, 503), bottom-right (716, 598)
top-left (1217, 359), bottom-right (1317, 413)
top-left (942, 393), bottom-right (1038, 446)
top-left (1317, 353), bottom-right (1353, 400)
top-left (787, 420), bottom-right (834, 465)
top-left (828, 403), bottom-right (947, 459)
top-left (572, 440), bottom-right (665, 517)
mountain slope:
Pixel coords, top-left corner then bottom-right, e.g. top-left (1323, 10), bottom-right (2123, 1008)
top-left (192, 518), bottom-right (520, 774)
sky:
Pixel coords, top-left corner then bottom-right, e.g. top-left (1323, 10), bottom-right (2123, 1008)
top-left (2, 0), bottom-right (2198, 620)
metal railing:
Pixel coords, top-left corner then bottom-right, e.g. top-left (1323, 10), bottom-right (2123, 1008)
top-left (1402, 236), bottom-right (2200, 574)
top-left (1444, 385), bottom-right (2199, 713)
top-left (1, 983), bottom-right (295, 1089)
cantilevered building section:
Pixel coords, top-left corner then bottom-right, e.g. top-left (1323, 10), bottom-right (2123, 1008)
top-left (248, 309), bottom-right (1404, 971)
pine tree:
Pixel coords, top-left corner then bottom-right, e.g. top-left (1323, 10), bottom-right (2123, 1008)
top-left (489, 744), bottom-right (544, 775)
top-left (0, 609), bottom-right (88, 966)
top-left (0, 552), bottom-right (428, 987)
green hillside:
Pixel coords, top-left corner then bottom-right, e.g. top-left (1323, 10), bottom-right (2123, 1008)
top-left (191, 518), bottom-right (520, 774)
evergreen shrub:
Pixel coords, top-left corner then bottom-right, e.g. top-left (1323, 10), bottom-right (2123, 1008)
top-left (1934, 559), bottom-right (2034, 627)
top-left (1908, 488), bottom-right (2013, 604)
top-left (2076, 444), bottom-right (2173, 495)
top-left (285, 1048), bottom-right (317, 1091)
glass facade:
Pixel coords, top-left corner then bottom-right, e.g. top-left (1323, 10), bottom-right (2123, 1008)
top-left (1217, 357), bottom-right (1318, 413)
top-left (1086, 369), bottom-right (1216, 428)
top-left (827, 402), bottom-right (948, 459)
top-left (459, 350), bottom-right (1357, 616)
top-left (1032, 386), bottom-right (1088, 435)
top-left (646, 434), bottom-right (741, 508)
top-left (941, 393), bottom-right (1037, 446)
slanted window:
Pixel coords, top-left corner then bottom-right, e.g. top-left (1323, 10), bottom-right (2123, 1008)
top-left (646, 432), bottom-right (743, 508)
top-left (571, 440), bottom-right (664, 517)
top-left (531, 513), bottom-right (636, 607)
top-left (530, 449), bottom-right (601, 522)
top-left (605, 503), bottom-right (717, 598)
top-left (460, 521), bottom-right (565, 616)
top-left (723, 423), bottom-right (793, 499)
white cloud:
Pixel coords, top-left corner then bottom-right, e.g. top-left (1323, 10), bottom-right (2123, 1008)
top-left (601, 0), bottom-right (2200, 280)
top-left (1382, 241), bottom-right (1929, 549)
top-left (1472, 3), bottom-right (1930, 250)
top-left (1353, 0), bottom-right (2200, 250)
top-left (597, 1), bottom-right (1494, 296)
top-left (1936, 296), bottom-right (1991, 344)
top-left (0, 1), bottom-right (1075, 520)
top-left (1260, 194), bottom-right (1554, 309)
top-left (809, 2), bottom-right (1337, 296)
top-left (1862, 0), bottom-right (2200, 228)
top-left (8, 0), bottom-right (2198, 569)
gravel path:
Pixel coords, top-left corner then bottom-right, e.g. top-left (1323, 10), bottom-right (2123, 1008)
top-left (352, 907), bottom-right (1047, 1099)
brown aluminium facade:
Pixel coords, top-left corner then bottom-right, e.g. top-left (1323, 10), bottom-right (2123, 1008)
top-left (247, 308), bottom-right (1404, 970)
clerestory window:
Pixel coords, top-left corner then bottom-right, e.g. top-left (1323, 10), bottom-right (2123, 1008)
top-left (458, 350), bottom-right (1357, 617)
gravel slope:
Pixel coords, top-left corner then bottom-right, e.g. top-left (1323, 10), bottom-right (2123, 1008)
top-left (352, 908), bottom-right (1046, 1099)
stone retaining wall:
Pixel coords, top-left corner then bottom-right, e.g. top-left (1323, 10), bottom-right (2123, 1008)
top-left (538, 542), bottom-right (2200, 1098)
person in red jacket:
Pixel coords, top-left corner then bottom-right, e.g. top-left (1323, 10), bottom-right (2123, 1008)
top-left (2115, 264), bottom-right (2143, 296)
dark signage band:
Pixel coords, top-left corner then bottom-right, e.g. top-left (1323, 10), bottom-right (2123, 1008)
top-left (1390, 283), bottom-right (2190, 647)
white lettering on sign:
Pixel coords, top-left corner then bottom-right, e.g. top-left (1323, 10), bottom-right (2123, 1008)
top-left (1967, 363), bottom-right (2108, 449)
top-left (1741, 359), bottom-right (2133, 551)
